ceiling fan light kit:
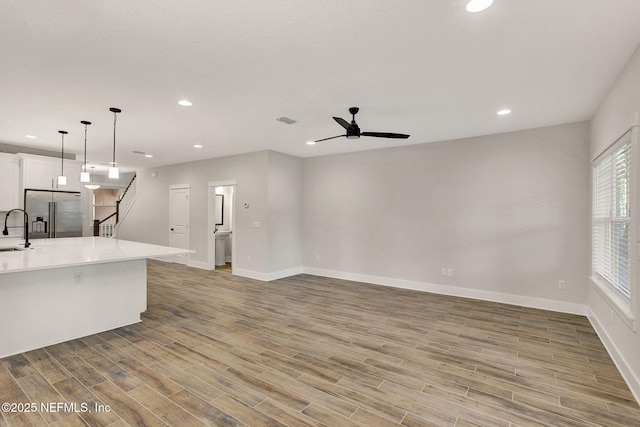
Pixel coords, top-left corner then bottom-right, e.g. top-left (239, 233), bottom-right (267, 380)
top-left (312, 107), bottom-right (410, 143)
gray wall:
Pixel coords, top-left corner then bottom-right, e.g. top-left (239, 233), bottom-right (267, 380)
top-left (117, 151), bottom-right (270, 273)
top-left (589, 43), bottom-right (640, 399)
top-left (117, 150), bottom-right (305, 277)
top-left (120, 123), bottom-right (590, 309)
top-left (267, 151), bottom-right (303, 275)
top-left (302, 122), bottom-right (590, 308)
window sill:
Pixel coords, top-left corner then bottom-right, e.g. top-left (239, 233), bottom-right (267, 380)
top-left (590, 276), bottom-right (637, 332)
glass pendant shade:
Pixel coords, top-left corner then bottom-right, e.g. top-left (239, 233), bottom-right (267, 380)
top-left (80, 171), bottom-right (90, 183)
top-left (57, 175), bottom-right (67, 186)
top-left (109, 165), bottom-right (119, 179)
top-left (84, 166), bottom-right (100, 190)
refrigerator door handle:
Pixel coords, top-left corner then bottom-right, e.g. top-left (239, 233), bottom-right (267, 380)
top-left (49, 202), bottom-right (56, 238)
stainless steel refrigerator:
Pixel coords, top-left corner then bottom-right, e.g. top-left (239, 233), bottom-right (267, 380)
top-left (24, 189), bottom-right (82, 239)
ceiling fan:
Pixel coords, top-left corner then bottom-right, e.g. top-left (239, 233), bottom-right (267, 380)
top-left (312, 107), bottom-right (410, 143)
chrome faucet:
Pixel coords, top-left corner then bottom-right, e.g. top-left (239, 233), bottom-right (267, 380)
top-left (2, 209), bottom-right (30, 248)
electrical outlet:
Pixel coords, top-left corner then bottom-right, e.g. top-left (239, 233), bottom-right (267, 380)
top-left (441, 268), bottom-right (447, 276)
top-left (558, 280), bottom-right (566, 290)
top-left (246, 255), bottom-right (251, 263)
top-left (315, 254), bottom-right (320, 261)
top-left (447, 269), bottom-right (453, 277)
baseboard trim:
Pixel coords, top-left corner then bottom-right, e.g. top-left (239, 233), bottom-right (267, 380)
top-left (149, 256), bottom-right (174, 263)
top-left (187, 259), bottom-right (212, 270)
top-left (302, 267), bottom-right (588, 316)
top-left (234, 266), bottom-right (304, 282)
top-left (587, 308), bottom-right (640, 404)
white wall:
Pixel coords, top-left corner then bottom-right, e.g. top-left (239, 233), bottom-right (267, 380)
top-left (589, 43), bottom-right (640, 400)
top-left (302, 122), bottom-right (590, 313)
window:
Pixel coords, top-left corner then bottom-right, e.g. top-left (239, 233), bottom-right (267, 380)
top-left (592, 131), bottom-right (632, 299)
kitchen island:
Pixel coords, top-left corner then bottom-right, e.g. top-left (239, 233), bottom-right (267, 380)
top-left (0, 237), bottom-right (191, 358)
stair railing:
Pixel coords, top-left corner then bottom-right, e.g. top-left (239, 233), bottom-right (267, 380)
top-left (113, 174), bottom-right (137, 237)
top-left (92, 174), bottom-right (137, 238)
top-left (93, 212), bottom-right (117, 237)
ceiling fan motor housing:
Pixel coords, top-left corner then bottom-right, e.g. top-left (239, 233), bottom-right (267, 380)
top-left (346, 122), bottom-right (360, 139)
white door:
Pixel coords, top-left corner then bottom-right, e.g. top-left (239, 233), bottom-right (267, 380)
top-left (170, 185), bottom-right (190, 264)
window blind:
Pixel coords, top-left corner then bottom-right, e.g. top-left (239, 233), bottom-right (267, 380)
top-left (592, 135), bottom-right (632, 299)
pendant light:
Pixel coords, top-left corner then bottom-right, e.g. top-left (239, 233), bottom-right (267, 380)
top-left (85, 166), bottom-right (100, 190)
top-left (80, 120), bottom-right (92, 183)
top-left (57, 130), bottom-right (68, 186)
top-left (108, 107), bottom-right (121, 179)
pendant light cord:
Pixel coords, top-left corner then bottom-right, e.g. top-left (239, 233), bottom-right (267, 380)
top-left (58, 130), bottom-right (68, 176)
top-left (61, 133), bottom-right (64, 175)
top-left (81, 120), bottom-right (91, 173)
top-left (112, 111), bottom-right (117, 165)
top-left (109, 107), bottom-right (121, 167)
top-left (84, 123), bottom-right (87, 172)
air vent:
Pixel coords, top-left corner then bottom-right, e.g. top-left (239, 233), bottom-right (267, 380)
top-left (132, 150), bottom-right (153, 158)
top-left (276, 117), bottom-right (297, 125)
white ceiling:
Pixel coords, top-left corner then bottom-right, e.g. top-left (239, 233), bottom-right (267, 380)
top-left (2, 0), bottom-right (640, 173)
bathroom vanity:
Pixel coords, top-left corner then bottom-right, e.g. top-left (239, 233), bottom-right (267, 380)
top-left (0, 236), bottom-right (191, 358)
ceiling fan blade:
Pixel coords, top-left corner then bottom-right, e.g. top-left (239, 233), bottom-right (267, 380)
top-left (361, 131), bottom-right (410, 139)
top-left (333, 117), bottom-right (351, 130)
top-left (313, 135), bottom-right (346, 143)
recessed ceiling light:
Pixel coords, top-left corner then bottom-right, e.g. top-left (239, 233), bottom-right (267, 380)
top-left (178, 100), bottom-right (192, 107)
top-left (497, 109), bottom-right (512, 116)
top-left (466, 0), bottom-right (493, 13)
top-left (193, 144), bottom-right (203, 148)
top-left (25, 135), bottom-right (37, 139)
top-left (306, 141), bottom-right (316, 145)
top-left (144, 154), bottom-right (153, 158)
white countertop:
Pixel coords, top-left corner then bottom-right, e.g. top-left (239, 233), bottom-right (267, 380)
top-left (0, 237), bottom-right (193, 274)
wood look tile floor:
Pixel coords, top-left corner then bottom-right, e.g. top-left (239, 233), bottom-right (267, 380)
top-left (2, 260), bottom-right (640, 427)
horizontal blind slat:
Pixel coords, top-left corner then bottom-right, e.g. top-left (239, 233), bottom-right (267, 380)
top-left (591, 139), bottom-right (632, 300)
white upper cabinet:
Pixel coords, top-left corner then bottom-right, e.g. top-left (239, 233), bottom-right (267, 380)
top-left (0, 153), bottom-right (20, 211)
top-left (19, 154), bottom-right (83, 192)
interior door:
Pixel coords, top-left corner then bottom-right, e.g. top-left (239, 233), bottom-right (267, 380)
top-left (169, 185), bottom-right (190, 264)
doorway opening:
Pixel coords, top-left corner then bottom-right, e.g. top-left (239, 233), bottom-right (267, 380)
top-left (207, 180), bottom-right (236, 271)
